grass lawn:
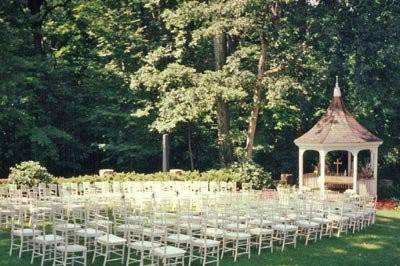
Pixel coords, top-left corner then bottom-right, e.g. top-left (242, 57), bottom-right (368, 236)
top-left (0, 210), bottom-right (399, 266)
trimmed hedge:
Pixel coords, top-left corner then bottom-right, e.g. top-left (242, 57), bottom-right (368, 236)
top-left (55, 168), bottom-right (273, 189)
top-left (57, 169), bottom-right (242, 184)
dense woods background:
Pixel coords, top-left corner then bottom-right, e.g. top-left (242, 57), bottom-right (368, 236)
top-left (0, 0), bottom-right (399, 183)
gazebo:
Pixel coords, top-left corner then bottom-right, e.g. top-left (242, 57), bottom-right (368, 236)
top-left (294, 77), bottom-right (382, 196)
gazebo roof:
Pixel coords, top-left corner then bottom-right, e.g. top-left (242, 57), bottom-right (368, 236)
top-left (294, 78), bottom-right (382, 146)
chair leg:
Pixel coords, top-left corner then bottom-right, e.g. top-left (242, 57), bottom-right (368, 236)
top-left (18, 236), bottom-right (23, 258)
top-left (247, 238), bottom-right (251, 259)
top-left (9, 234), bottom-right (13, 256)
top-left (126, 247), bottom-right (131, 266)
top-left (216, 246), bottom-right (220, 266)
top-left (92, 243), bottom-right (97, 263)
top-left (202, 247), bottom-right (207, 266)
top-left (188, 245), bottom-right (193, 266)
top-left (281, 233), bottom-right (286, 252)
top-left (103, 245), bottom-right (109, 266)
top-left (121, 244), bottom-right (125, 264)
top-left (41, 244), bottom-right (46, 266)
top-left (234, 240), bottom-right (238, 262)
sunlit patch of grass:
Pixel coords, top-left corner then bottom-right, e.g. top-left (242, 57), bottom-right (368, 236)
top-left (330, 247), bottom-right (347, 254)
top-left (352, 242), bottom-right (383, 250)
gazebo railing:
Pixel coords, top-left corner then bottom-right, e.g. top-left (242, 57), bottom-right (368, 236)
top-left (358, 178), bottom-right (376, 196)
top-left (303, 173), bottom-right (319, 189)
top-left (303, 173), bottom-right (354, 190)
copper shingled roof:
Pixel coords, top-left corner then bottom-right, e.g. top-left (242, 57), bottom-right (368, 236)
top-left (295, 82), bottom-right (382, 145)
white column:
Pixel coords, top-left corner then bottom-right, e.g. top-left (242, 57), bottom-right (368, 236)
top-left (372, 148), bottom-right (378, 196)
top-left (352, 150), bottom-right (359, 193)
top-left (299, 149), bottom-right (305, 188)
top-left (319, 150), bottom-right (326, 193)
top-left (347, 151), bottom-right (352, 176)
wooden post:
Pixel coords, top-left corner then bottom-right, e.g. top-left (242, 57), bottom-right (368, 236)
top-left (162, 134), bottom-right (170, 173)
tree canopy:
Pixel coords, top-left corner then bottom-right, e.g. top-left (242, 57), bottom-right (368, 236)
top-left (0, 0), bottom-right (399, 182)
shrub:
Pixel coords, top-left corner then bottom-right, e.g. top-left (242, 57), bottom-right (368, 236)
top-left (57, 169), bottom-right (247, 184)
top-left (229, 160), bottom-right (273, 189)
top-left (8, 161), bottom-right (54, 187)
top-left (56, 163), bottom-right (273, 189)
top-left (378, 184), bottom-right (400, 200)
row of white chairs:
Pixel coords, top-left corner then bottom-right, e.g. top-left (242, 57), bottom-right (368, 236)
top-left (0, 181), bottom-right (251, 199)
top-left (2, 189), bottom-right (376, 266)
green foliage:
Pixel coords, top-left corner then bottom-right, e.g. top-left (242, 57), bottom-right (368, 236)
top-left (229, 160), bottom-right (273, 189)
top-left (58, 169), bottom-right (239, 184)
top-left (8, 161), bottom-right (54, 187)
top-left (378, 184), bottom-right (400, 201)
top-left (0, 0), bottom-right (399, 185)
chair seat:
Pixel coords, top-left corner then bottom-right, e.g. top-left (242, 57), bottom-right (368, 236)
top-left (249, 219), bottom-right (273, 227)
top-left (166, 234), bottom-right (192, 243)
top-left (327, 215), bottom-right (350, 222)
top-left (126, 215), bottom-right (147, 223)
top-left (225, 223), bottom-right (247, 231)
top-left (180, 215), bottom-right (201, 221)
top-left (272, 224), bottom-right (298, 232)
top-left (207, 219), bottom-right (225, 227)
top-left (203, 227), bottom-right (224, 238)
top-left (154, 219), bottom-right (176, 227)
top-left (56, 244), bottom-right (87, 253)
top-left (153, 246), bottom-right (186, 258)
top-left (35, 234), bottom-right (64, 244)
top-left (54, 223), bottom-right (81, 231)
top-left (143, 228), bottom-right (165, 237)
top-left (224, 232), bottom-right (251, 240)
top-left (64, 204), bottom-right (84, 210)
top-left (128, 241), bottom-right (161, 250)
top-left (311, 217), bottom-right (332, 224)
top-left (115, 224), bottom-right (142, 232)
top-left (296, 220), bottom-right (320, 228)
top-left (249, 228), bottom-right (274, 235)
top-left (96, 234), bottom-right (127, 245)
top-left (88, 220), bottom-right (113, 227)
top-left (0, 209), bottom-right (14, 215)
top-left (286, 213), bottom-right (299, 220)
top-left (180, 223), bottom-right (202, 231)
top-left (343, 213), bottom-right (363, 219)
top-left (191, 238), bottom-right (220, 247)
top-left (31, 206), bottom-right (52, 212)
top-left (76, 228), bottom-right (104, 237)
top-left (272, 216), bottom-right (286, 223)
top-left (13, 229), bottom-right (42, 237)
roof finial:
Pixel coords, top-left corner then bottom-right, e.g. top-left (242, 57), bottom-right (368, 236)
top-left (334, 76), bottom-right (341, 97)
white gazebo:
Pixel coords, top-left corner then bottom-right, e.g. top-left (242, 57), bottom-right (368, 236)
top-left (294, 77), bottom-right (383, 196)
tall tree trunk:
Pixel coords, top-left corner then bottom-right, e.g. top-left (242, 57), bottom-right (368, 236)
top-left (245, 2), bottom-right (280, 160)
top-left (187, 124), bottom-right (195, 171)
top-left (28, 0), bottom-right (44, 54)
top-left (245, 35), bottom-right (267, 159)
top-left (213, 33), bottom-right (233, 166)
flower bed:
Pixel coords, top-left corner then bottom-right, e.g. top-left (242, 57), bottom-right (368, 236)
top-left (376, 199), bottom-right (398, 210)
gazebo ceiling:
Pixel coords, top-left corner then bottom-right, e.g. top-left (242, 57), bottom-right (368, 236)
top-left (294, 78), bottom-right (382, 146)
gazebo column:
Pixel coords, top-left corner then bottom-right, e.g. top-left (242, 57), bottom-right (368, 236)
top-left (352, 150), bottom-right (359, 193)
top-left (347, 151), bottom-right (352, 176)
top-left (319, 150), bottom-right (326, 192)
top-left (299, 149), bottom-right (305, 188)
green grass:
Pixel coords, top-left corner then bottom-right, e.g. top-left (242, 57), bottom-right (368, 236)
top-left (1, 210), bottom-right (399, 266)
